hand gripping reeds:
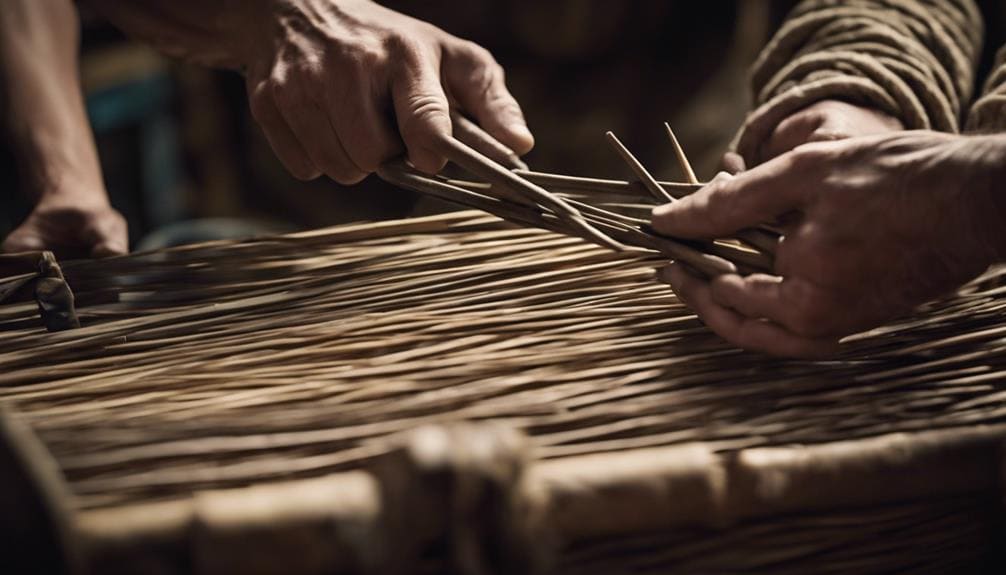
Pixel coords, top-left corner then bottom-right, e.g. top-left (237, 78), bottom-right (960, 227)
top-left (377, 119), bottom-right (779, 278)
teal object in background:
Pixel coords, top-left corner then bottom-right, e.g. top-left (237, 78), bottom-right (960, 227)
top-left (85, 71), bottom-right (186, 242)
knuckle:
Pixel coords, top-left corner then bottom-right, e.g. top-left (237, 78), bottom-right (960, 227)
top-left (356, 45), bottom-right (386, 71)
top-left (337, 39), bottom-right (387, 74)
top-left (383, 32), bottom-right (423, 60)
top-left (701, 186), bottom-right (738, 231)
top-left (471, 60), bottom-right (498, 87)
top-left (270, 67), bottom-right (320, 108)
top-left (402, 94), bottom-right (448, 134)
top-left (462, 40), bottom-right (496, 64)
top-left (466, 43), bottom-right (503, 81)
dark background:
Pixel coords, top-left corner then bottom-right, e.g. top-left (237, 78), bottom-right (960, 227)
top-left (2, 0), bottom-right (1004, 249)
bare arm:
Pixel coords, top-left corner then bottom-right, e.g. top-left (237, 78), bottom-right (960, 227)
top-left (83, 0), bottom-right (535, 183)
top-left (1, 0), bottom-right (126, 257)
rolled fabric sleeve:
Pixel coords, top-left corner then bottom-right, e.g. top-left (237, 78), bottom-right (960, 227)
top-left (967, 45), bottom-right (1006, 132)
top-left (735, 0), bottom-right (983, 164)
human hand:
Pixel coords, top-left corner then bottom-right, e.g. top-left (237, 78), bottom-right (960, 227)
top-left (651, 131), bottom-right (1006, 358)
top-left (242, 0), bottom-right (534, 183)
top-left (3, 191), bottom-right (128, 259)
top-left (755, 100), bottom-right (904, 164)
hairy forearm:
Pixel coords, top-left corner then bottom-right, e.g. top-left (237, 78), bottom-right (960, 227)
top-left (81, 0), bottom-right (259, 70)
top-left (0, 0), bottom-right (105, 202)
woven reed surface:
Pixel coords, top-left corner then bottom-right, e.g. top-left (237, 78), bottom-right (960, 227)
top-left (1, 211), bottom-right (1005, 511)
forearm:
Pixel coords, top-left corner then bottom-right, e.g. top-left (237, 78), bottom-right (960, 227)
top-left (736, 0), bottom-right (983, 163)
top-left (0, 0), bottom-right (105, 204)
top-left (80, 0), bottom-right (265, 70)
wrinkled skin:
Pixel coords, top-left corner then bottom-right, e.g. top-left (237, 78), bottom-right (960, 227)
top-left (242, 0), bottom-right (534, 183)
top-left (758, 99), bottom-right (904, 163)
top-left (2, 0), bottom-right (127, 257)
top-left (6, 0), bottom-right (533, 256)
top-left (652, 131), bottom-right (1006, 358)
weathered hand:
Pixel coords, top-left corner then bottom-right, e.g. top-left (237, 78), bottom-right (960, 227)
top-left (757, 100), bottom-right (903, 164)
top-left (3, 192), bottom-right (127, 259)
top-left (651, 131), bottom-right (1006, 358)
top-left (243, 0), bottom-right (533, 183)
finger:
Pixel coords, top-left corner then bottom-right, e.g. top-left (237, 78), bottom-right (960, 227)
top-left (711, 272), bottom-right (849, 339)
top-left (650, 153), bottom-right (808, 239)
top-left (327, 73), bottom-right (402, 173)
top-left (657, 264), bottom-right (839, 358)
top-left (721, 152), bottom-right (746, 175)
top-left (709, 273), bottom-right (785, 318)
top-left (761, 108), bottom-right (823, 162)
top-left (389, 38), bottom-right (452, 174)
top-left (282, 101), bottom-right (367, 185)
top-left (247, 80), bottom-right (321, 181)
top-left (657, 262), bottom-right (709, 311)
top-left (444, 42), bottom-right (533, 155)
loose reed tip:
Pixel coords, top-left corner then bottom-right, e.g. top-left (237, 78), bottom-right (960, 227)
top-left (664, 123), bottom-right (699, 185)
top-left (604, 132), bottom-right (674, 204)
top-left (451, 110), bottom-right (529, 171)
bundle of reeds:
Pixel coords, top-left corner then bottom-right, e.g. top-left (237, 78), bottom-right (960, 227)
top-left (0, 210), bottom-right (1004, 573)
top-left (378, 121), bottom-right (778, 278)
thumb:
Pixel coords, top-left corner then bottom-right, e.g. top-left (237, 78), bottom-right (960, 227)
top-left (651, 153), bottom-right (806, 239)
top-left (444, 42), bottom-right (533, 156)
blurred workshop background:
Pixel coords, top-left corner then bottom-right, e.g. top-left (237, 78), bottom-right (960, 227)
top-left (1, 0), bottom-right (1002, 250)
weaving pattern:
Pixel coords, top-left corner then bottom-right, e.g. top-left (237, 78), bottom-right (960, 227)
top-left (1, 211), bottom-right (1004, 513)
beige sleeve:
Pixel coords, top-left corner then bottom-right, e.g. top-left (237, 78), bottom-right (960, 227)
top-left (966, 45), bottom-right (1006, 132)
top-left (734, 0), bottom-right (983, 164)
